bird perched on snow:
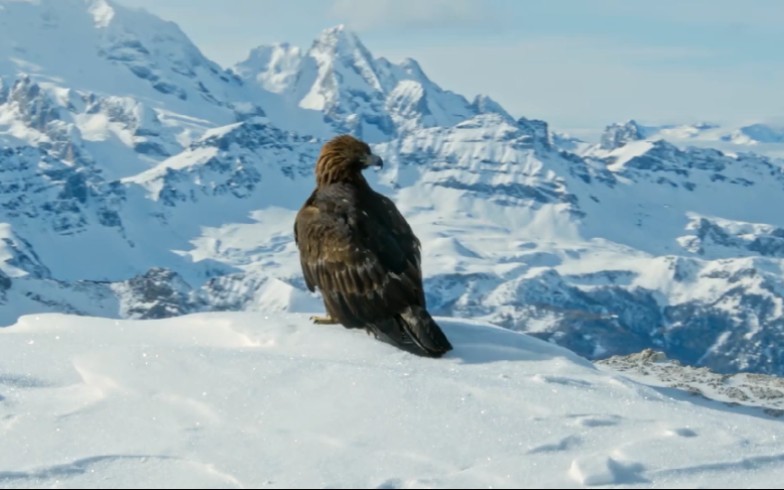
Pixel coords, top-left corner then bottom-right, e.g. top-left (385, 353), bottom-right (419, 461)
top-left (294, 134), bottom-right (453, 357)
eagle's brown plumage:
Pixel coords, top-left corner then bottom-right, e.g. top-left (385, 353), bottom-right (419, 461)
top-left (294, 134), bottom-right (453, 357)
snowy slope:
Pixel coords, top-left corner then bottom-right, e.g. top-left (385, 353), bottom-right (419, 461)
top-left (0, 0), bottom-right (271, 184)
top-left (1, 312), bottom-right (783, 488)
top-left (0, 0), bottom-right (250, 123)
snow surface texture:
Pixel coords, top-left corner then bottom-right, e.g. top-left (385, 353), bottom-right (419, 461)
top-left (1, 312), bottom-right (784, 489)
top-left (2, 1), bottom-right (784, 378)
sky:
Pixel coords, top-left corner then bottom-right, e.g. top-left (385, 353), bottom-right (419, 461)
top-left (116, 0), bottom-right (784, 134)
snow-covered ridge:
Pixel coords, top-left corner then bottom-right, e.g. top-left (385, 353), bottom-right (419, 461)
top-left (234, 24), bottom-right (507, 140)
top-left (579, 119), bottom-right (784, 159)
top-left (1, 312), bottom-right (782, 488)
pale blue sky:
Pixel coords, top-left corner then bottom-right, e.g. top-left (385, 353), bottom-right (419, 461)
top-left (117, 0), bottom-right (784, 133)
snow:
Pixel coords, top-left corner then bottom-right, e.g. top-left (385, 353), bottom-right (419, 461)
top-left (598, 349), bottom-right (784, 414)
top-left (1, 311), bottom-right (783, 488)
top-left (582, 120), bottom-right (784, 160)
top-left (605, 140), bottom-right (655, 171)
top-left (234, 24), bottom-right (484, 140)
top-left (86, 0), bottom-right (114, 28)
top-left (234, 43), bottom-right (302, 95)
top-left (127, 146), bottom-right (219, 185)
top-left (0, 0), bottom-right (248, 128)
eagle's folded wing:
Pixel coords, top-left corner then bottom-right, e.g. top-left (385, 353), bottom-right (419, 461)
top-left (294, 203), bottom-right (422, 328)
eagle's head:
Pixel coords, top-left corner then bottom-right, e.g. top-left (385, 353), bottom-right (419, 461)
top-left (316, 134), bottom-right (383, 186)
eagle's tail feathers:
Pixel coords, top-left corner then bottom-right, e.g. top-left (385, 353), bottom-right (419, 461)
top-left (396, 306), bottom-right (453, 357)
top-left (369, 307), bottom-right (452, 357)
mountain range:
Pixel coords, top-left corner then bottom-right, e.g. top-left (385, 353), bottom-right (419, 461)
top-left (1, 0), bottom-right (783, 376)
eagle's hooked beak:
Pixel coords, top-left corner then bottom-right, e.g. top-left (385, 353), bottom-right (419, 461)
top-left (362, 153), bottom-right (384, 169)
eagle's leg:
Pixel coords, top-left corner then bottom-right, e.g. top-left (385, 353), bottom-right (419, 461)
top-left (310, 314), bottom-right (338, 325)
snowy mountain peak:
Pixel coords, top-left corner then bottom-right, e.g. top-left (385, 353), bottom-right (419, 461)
top-left (471, 94), bottom-right (514, 121)
top-left (303, 26), bottom-right (412, 130)
top-left (313, 24), bottom-right (366, 55)
top-left (234, 25), bottom-right (507, 141)
top-left (0, 0), bottom-right (253, 125)
top-left (516, 116), bottom-right (551, 147)
top-left (309, 25), bottom-right (378, 78)
top-left (584, 120), bottom-right (784, 159)
top-left (600, 119), bottom-right (645, 150)
top-left (732, 123), bottom-right (784, 144)
top-left (234, 43), bottom-right (302, 95)
top-left (86, 0), bottom-right (115, 28)
top-left (396, 57), bottom-right (427, 80)
top-left (302, 25), bottom-right (386, 107)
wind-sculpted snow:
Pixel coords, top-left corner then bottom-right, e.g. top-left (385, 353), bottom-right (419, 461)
top-left (0, 312), bottom-right (783, 488)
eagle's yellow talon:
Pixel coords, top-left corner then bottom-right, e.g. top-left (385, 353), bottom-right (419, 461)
top-left (310, 315), bottom-right (338, 325)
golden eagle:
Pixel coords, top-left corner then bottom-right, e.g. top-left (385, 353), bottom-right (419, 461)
top-left (294, 135), bottom-right (453, 357)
